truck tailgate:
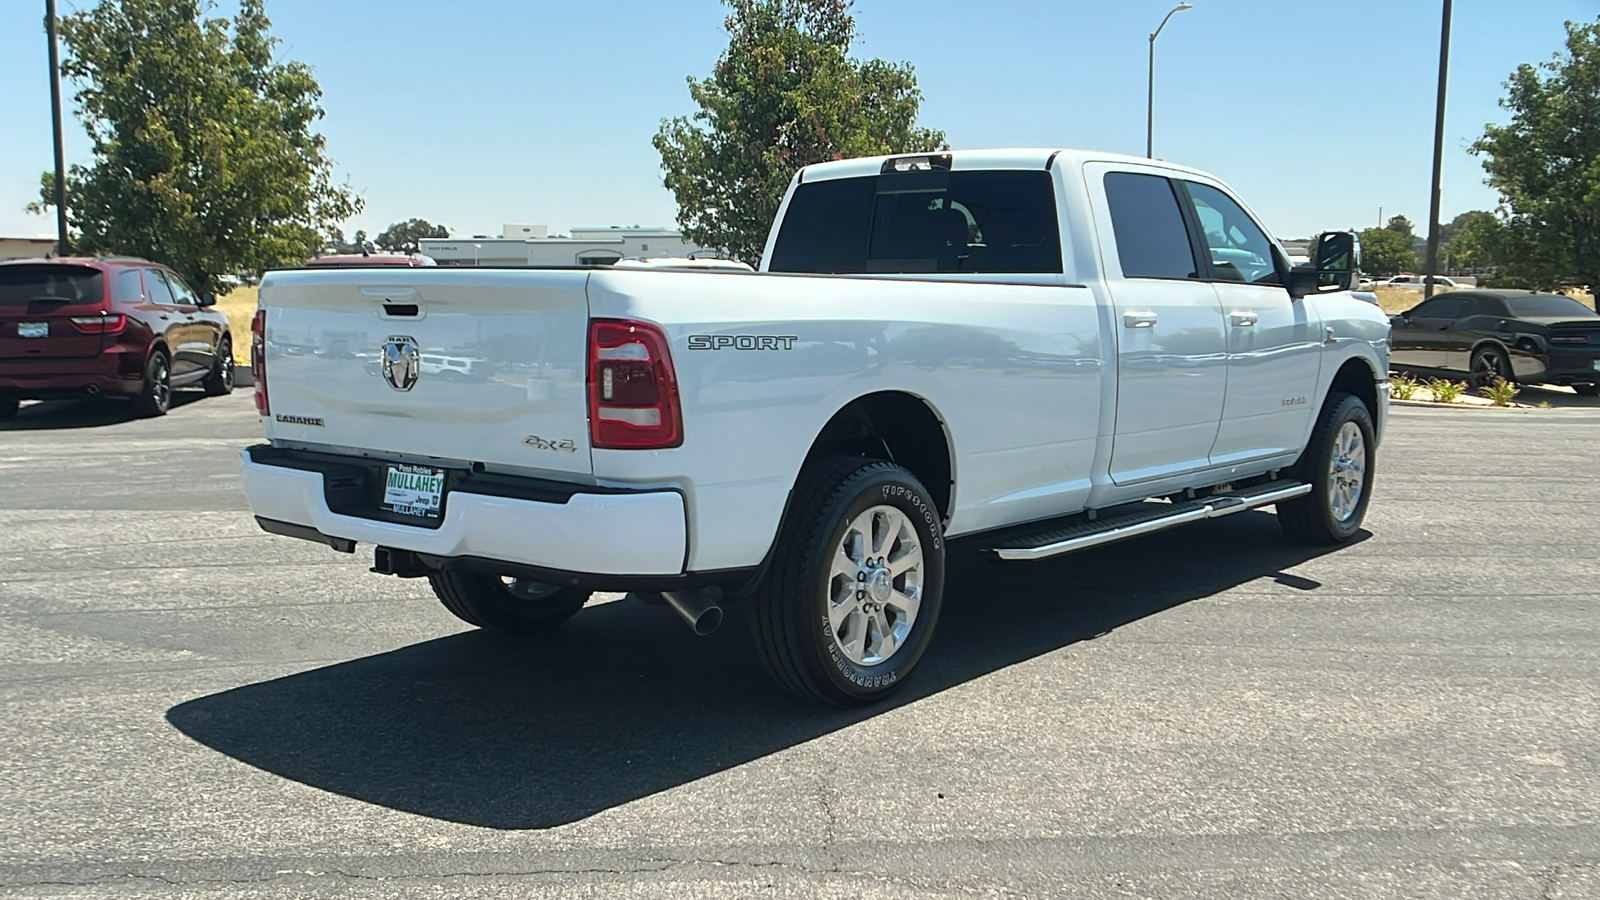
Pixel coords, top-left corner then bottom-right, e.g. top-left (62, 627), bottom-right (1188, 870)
top-left (258, 268), bottom-right (594, 477)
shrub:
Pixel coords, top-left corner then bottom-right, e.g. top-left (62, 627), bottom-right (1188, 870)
top-left (1425, 377), bottom-right (1467, 403)
top-left (1479, 376), bottom-right (1520, 407)
top-left (1389, 373), bottom-right (1419, 400)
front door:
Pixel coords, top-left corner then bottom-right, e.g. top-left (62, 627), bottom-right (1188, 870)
top-left (1089, 165), bottom-right (1228, 485)
top-left (1391, 295), bottom-right (1465, 370)
top-left (1178, 180), bottom-right (1323, 465)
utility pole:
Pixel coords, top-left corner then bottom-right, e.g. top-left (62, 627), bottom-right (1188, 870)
top-left (1146, 3), bottom-right (1193, 159)
top-left (1422, 0), bottom-right (1453, 299)
top-left (45, 0), bottom-right (71, 256)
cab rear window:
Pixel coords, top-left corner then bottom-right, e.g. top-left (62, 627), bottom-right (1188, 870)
top-left (0, 265), bottom-right (105, 306)
top-left (769, 171), bottom-right (1062, 275)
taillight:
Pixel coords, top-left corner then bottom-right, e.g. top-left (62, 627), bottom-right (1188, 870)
top-left (251, 309), bottom-right (269, 416)
top-left (1549, 333), bottom-right (1591, 345)
top-left (69, 314), bottom-right (126, 334)
top-left (588, 319), bottom-right (682, 449)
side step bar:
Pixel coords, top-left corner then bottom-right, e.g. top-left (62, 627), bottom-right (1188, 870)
top-left (988, 481), bottom-right (1311, 562)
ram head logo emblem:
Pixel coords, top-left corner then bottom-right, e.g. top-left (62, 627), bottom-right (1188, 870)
top-left (381, 336), bottom-right (420, 391)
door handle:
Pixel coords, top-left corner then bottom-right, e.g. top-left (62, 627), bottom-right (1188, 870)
top-left (1230, 312), bottom-right (1258, 327)
top-left (1123, 312), bottom-right (1158, 328)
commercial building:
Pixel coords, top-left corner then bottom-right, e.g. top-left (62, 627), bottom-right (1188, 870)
top-left (419, 225), bottom-right (712, 266)
top-left (0, 236), bottom-right (58, 260)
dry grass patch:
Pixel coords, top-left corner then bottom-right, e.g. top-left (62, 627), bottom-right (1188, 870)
top-left (215, 285), bottom-right (257, 363)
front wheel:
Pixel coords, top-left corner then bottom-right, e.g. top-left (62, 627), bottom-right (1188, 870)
top-left (204, 338), bottom-right (234, 396)
top-left (1278, 393), bottom-right (1375, 544)
top-left (428, 570), bottom-right (591, 633)
top-left (752, 456), bottom-right (946, 705)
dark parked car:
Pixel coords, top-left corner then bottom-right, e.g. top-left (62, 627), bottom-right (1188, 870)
top-left (0, 257), bottom-right (234, 420)
top-left (1389, 290), bottom-right (1600, 395)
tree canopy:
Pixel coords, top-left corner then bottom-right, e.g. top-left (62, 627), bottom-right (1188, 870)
top-left (32, 0), bottom-right (360, 292)
top-left (653, 0), bottom-right (945, 263)
top-left (1358, 226), bottom-right (1417, 276)
top-left (376, 219), bottom-right (450, 253)
top-left (1471, 17), bottom-right (1600, 290)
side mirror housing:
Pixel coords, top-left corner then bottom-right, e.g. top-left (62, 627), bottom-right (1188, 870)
top-left (1288, 231), bottom-right (1359, 299)
top-left (197, 292), bottom-right (217, 307)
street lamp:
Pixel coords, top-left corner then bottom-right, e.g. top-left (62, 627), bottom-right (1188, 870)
top-left (1147, 2), bottom-right (1193, 159)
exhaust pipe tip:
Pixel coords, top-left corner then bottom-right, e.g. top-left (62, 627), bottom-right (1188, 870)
top-left (661, 588), bottom-right (723, 636)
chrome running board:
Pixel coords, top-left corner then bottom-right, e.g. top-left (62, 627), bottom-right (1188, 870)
top-left (989, 481), bottom-right (1312, 562)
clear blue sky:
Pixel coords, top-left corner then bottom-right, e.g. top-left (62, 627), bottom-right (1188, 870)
top-left (1, 0), bottom-right (1595, 243)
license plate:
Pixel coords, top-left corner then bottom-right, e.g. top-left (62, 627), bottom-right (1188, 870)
top-left (382, 464), bottom-right (445, 519)
top-left (18, 322), bottom-right (47, 338)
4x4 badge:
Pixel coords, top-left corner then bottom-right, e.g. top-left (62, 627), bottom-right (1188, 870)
top-left (382, 336), bottom-right (420, 391)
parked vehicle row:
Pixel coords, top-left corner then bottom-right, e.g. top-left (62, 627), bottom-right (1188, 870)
top-left (240, 147), bottom-right (1391, 705)
top-left (1389, 289), bottom-right (1600, 394)
top-left (0, 257), bottom-right (234, 420)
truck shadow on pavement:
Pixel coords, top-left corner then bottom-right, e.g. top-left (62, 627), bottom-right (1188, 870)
top-left (166, 512), bottom-right (1364, 830)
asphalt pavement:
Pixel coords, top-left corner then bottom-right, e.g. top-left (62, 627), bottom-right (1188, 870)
top-left (1, 390), bottom-right (1597, 899)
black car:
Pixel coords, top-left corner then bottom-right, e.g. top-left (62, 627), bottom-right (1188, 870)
top-left (1389, 290), bottom-right (1600, 395)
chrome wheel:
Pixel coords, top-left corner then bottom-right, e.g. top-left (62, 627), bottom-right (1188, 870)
top-left (827, 504), bottom-right (924, 666)
top-left (1328, 421), bottom-right (1366, 523)
top-left (219, 348), bottom-right (234, 388)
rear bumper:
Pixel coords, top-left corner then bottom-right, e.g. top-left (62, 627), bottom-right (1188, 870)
top-left (0, 349), bottom-right (145, 398)
top-left (240, 448), bottom-right (688, 577)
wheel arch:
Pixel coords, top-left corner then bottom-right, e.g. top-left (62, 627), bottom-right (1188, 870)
top-left (1329, 355), bottom-right (1380, 420)
top-left (799, 391), bottom-right (955, 524)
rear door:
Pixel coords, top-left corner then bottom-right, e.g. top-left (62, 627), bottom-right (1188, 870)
top-left (1087, 165), bottom-right (1228, 484)
top-left (0, 264), bottom-right (108, 361)
top-left (260, 268), bottom-right (595, 477)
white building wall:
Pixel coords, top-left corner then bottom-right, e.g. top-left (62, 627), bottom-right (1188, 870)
top-left (419, 226), bottom-right (707, 267)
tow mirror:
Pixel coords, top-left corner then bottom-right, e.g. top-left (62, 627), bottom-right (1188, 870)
top-left (1287, 231), bottom-right (1359, 299)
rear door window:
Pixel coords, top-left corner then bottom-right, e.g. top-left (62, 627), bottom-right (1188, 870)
top-left (0, 264), bottom-right (105, 306)
top-left (145, 270), bottom-right (177, 306)
top-left (768, 170), bottom-right (1062, 275)
top-left (1102, 173), bottom-right (1199, 280)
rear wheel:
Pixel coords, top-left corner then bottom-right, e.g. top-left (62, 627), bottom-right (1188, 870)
top-left (1279, 392), bottom-right (1375, 544)
top-left (428, 569), bottom-right (590, 633)
top-left (1470, 346), bottom-right (1512, 389)
top-left (752, 456), bottom-right (946, 705)
top-left (132, 350), bottom-right (171, 418)
top-left (204, 338), bottom-right (234, 396)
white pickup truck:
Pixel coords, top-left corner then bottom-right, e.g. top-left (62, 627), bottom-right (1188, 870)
top-left (242, 148), bottom-right (1389, 704)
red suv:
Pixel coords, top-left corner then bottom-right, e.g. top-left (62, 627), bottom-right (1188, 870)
top-left (0, 257), bottom-right (234, 419)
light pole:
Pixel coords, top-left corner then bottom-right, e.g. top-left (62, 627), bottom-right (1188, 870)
top-left (45, 0), bottom-right (71, 256)
top-left (1147, 3), bottom-right (1193, 159)
top-left (1422, 0), bottom-right (1453, 300)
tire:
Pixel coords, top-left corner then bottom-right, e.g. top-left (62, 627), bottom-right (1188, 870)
top-left (1279, 392), bottom-right (1375, 545)
top-left (0, 397), bottom-right (17, 421)
top-left (132, 350), bottom-right (172, 418)
top-left (752, 456), bottom-right (946, 705)
top-left (428, 569), bottom-right (590, 633)
top-left (204, 338), bottom-right (234, 396)
top-left (1469, 345), bottom-right (1512, 389)
top-left (1574, 384), bottom-right (1600, 397)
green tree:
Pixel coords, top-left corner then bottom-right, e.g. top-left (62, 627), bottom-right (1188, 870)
top-left (30, 0), bottom-right (360, 293)
top-left (653, 0), bottom-right (945, 263)
top-left (1358, 226), bottom-right (1417, 276)
top-left (376, 219), bottom-right (450, 253)
top-left (1441, 210), bottom-right (1504, 272)
top-left (1471, 17), bottom-right (1600, 290)
top-left (1384, 215), bottom-right (1416, 239)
